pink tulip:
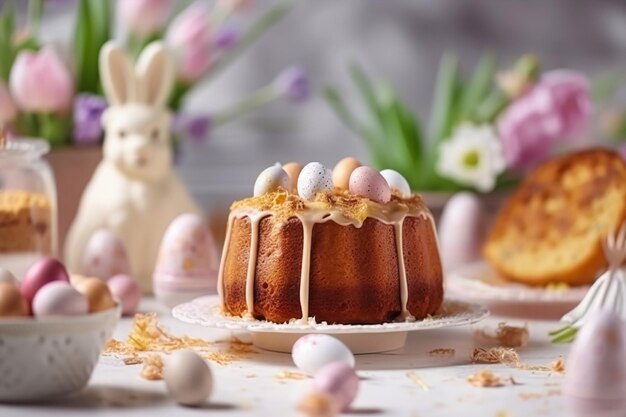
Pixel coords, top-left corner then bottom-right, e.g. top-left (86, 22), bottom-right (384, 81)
top-left (166, 1), bottom-right (213, 83)
top-left (497, 70), bottom-right (591, 170)
top-left (9, 47), bottom-right (74, 114)
top-left (0, 80), bottom-right (17, 124)
top-left (118, 0), bottom-right (173, 36)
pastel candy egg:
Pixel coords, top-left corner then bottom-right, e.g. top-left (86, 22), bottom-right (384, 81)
top-left (380, 169), bottom-right (411, 197)
top-left (0, 282), bottom-right (29, 317)
top-left (292, 334), bottom-right (355, 375)
top-left (165, 350), bottom-right (213, 406)
top-left (32, 281), bottom-right (88, 317)
top-left (438, 192), bottom-right (486, 271)
top-left (254, 163), bottom-right (290, 196)
top-left (282, 162), bottom-right (303, 192)
top-left (0, 267), bottom-right (17, 285)
top-left (21, 257), bottom-right (70, 305)
top-left (313, 362), bottom-right (360, 411)
top-left (74, 277), bottom-right (116, 313)
top-left (82, 229), bottom-right (131, 281)
top-left (108, 274), bottom-right (141, 316)
top-left (349, 166), bottom-right (391, 203)
top-left (332, 157), bottom-right (361, 190)
top-left (297, 162), bottom-right (333, 201)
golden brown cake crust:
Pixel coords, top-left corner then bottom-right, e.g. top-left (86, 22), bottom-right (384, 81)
top-left (484, 148), bottom-right (626, 286)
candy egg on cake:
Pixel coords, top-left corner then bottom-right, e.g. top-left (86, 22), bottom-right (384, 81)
top-left (349, 166), bottom-right (391, 203)
top-left (332, 157), bottom-right (361, 189)
top-left (153, 213), bottom-right (219, 308)
top-left (297, 162), bottom-right (334, 200)
top-left (82, 229), bottom-right (132, 281)
top-left (380, 169), bottom-right (411, 197)
top-left (254, 163), bottom-right (291, 196)
top-left (282, 162), bottom-right (303, 192)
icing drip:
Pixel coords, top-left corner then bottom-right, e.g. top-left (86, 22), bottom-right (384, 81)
top-left (394, 222), bottom-right (415, 322)
top-left (244, 214), bottom-right (264, 318)
top-left (217, 212), bottom-right (235, 310)
top-left (298, 218), bottom-right (314, 323)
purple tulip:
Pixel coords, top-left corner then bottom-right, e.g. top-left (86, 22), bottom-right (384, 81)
top-left (213, 26), bottom-right (239, 50)
top-left (274, 66), bottom-right (309, 102)
top-left (173, 114), bottom-right (212, 144)
top-left (73, 94), bottom-right (107, 145)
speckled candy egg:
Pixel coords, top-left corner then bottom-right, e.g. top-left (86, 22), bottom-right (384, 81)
top-left (254, 163), bottom-right (290, 196)
top-left (21, 257), bottom-right (70, 305)
top-left (380, 169), bottom-right (411, 197)
top-left (349, 166), bottom-right (391, 203)
top-left (108, 274), bottom-right (142, 316)
top-left (0, 267), bottom-right (17, 285)
top-left (282, 162), bottom-right (303, 192)
top-left (74, 277), bottom-right (116, 313)
top-left (565, 311), bottom-right (626, 416)
top-left (164, 350), bottom-right (213, 406)
top-left (32, 281), bottom-right (88, 317)
top-left (0, 282), bottom-right (29, 317)
top-left (298, 162), bottom-right (333, 201)
top-left (82, 229), bottom-right (131, 281)
top-left (153, 213), bottom-right (219, 306)
top-left (292, 334), bottom-right (355, 375)
top-left (332, 157), bottom-right (361, 190)
top-left (438, 192), bottom-right (486, 271)
top-left (313, 361), bottom-right (359, 411)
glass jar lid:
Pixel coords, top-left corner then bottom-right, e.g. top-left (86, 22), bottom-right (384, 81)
top-left (0, 137), bottom-right (50, 161)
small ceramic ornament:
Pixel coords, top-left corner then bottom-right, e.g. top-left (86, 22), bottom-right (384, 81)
top-left (65, 41), bottom-right (202, 292)
top-left (153, 213), bottom-right (218, 307)
top-left (438, 192), bottom-right (487, 271)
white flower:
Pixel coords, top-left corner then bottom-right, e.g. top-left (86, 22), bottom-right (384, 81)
top-left (436, 123), bottom-right (506, 192)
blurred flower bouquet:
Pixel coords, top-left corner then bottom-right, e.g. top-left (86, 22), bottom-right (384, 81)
top-left (325, 53), bottom-right (591, 193)
top-left (0, 0), bottom-right (306, 147)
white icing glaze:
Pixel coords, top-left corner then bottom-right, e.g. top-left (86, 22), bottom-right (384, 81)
top-left (217, 197), bottom-right (436, 323)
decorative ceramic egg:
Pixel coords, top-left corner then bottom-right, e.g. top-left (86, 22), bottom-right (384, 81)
top-left (564, 311), bottom-right (626, 416)
top-left (349, 166), bottom-right (391, 203)
top-left (254, 163), bottom-right (290, 196)
top-left (0, 267), bottom-right (17, 285)
top-left (282, 162), bottom-right (303, 192)
top-left (313, 361), bottom-right (359, 411)
top-left (332, 157), bottom-right (361, 190)
top-left (21, 257), bottom-right (70, 305)
top-left (0, 282), bottom-right (29, 317)
top-left (32, 281), bottom-right (88, 317)
top-left (108, 274), bottom-right (141, 316)
top-left (380, 169), bottom-right (411, 197)
top-left (298, 162), bottom-right (333, 201)
top-left (292, 334), bottom-right (355, 375)
top-left (153, 213), bottom-right (219, 307)
top-left (82, 229), bottom-right (131, 281)
top-left (438, 192), bottom-right (486, 271)
top-left (73, 277), bottom-right (116, 313)
top-left (164, 350), bottom-right (213, 406)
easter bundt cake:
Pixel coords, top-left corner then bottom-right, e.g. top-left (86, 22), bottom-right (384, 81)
top-left (217, 158), bottom-right (444, 324)
top-left (484, 148), bottom-right (626, 286)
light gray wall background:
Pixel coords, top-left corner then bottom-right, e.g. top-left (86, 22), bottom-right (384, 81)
top-left (13, 0), bottom-right (626, 205)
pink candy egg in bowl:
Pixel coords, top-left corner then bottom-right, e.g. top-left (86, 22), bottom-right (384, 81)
top-left (0, 304), bottom-right (121, 402)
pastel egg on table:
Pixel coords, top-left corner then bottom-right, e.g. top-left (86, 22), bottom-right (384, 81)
top-left (82, 229), bottom-right (131, 280)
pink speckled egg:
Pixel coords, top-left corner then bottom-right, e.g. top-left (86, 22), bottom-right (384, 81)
top-left (153, 214), bottom-right (219, 306)
top-left (313, 361), bottom-right (360, 411)
top-left (32, 281), bottom-right (88, 317)
top-left (82, 229), bottom-right (131, 281)
top-left (349, 166), bottom-right (391, 203)
top-left (21, 257), bottom-right (70, 305)
top-left (108, 274), bottom-right (141, 316)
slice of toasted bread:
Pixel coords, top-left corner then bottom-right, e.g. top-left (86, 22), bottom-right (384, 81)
top-left (484, 149), bottom-right (626, 286)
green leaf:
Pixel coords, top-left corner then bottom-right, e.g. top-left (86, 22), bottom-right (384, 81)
top-left (592, 70), bottom-right (626, 105)
top-left (460, 51), bottom-right (496, 121)
top-left (74, 0), bottom-right (112, 93)
top-left (0, 1), bottom-right (16, 82)
top-left (38, 113), bottom-right (72, 146)
top-left (550, 326), bottom-right (578, 344)
top-left (428, 53), bottom-right (460, 143)
top-left (349, 63), bottom-right (385, 128)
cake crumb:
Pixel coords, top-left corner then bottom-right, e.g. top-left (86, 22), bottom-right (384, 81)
top-left (296, 391), bottom-right (339, 417)
top-left (276, 370), bottom-right (309, 380)
top-left (122, 355), bottom-right (143, 365)
top-left (429, 348), bottom-right (456, 356)
top-left (495, 411), bottom-right (510, 417)
top-left (467, 369), bottom-right (503, 387)
top-left (518, 392), bottom-right (543, 400)
top-left (406, 371), bottom-right (429, 390)
top-left (140, 354), bottom-right (164, 380)
top-left (551, 357), bottom-right (566, 373)
top-left (476, 322), bottom-right (529, 347)
top-left (472, 348), bottom-right (566, 373)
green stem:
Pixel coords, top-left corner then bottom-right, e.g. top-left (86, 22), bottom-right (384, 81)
top-left (27, 0), bottom-right (43, 37)
top-left (213, 85), bottom-right (279, 126)
top-left (475, 89), bottom-right (509, 122)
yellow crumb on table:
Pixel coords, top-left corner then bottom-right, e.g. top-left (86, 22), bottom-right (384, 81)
top-left (275, 370), bottom-right (308, 380)
top-left (467, 369), bottom-right (503, 387)
top-left (140, 354), bottom-right (164, 380)
top-left (406, 371), bottom-right (429, 391)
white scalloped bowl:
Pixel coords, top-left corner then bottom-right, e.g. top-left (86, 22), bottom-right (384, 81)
top-left (0, 305), bottom-right (121, 402)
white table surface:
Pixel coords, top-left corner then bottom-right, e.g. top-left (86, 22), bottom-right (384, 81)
top-left (0, 298), bottom-right (573, 417)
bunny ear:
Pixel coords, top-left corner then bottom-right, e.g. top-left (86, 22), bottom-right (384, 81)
top-left (135, 42), bottom-right (174, 107)
top-left (99, 41), bottom-right (136, 105)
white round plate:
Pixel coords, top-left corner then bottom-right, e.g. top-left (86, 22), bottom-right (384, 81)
top-left (172, 295), bottom-right (489, 354)
top-left (447, 261), bottom-right (590, 319)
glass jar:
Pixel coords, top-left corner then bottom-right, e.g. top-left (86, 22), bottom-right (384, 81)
top-left (0, 138), bottom-right (57, 278)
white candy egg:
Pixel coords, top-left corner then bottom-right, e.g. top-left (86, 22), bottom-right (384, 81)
top-left (380, 169), bottom-right (411, 197)
top-left (0, 267), bottom-right (17, 285)
top-left (164, 350), bottom-right (213, 406)
top-left (32, 281), bottom-right (89, 317)
top-left (565, 311), bottom-right (626, 416)
top-left (292, 334), bottom-right (355, 375)
top-left (297, 162), bottom-right (333, 201)
top-left (254, 163), bottom-right (290, 196)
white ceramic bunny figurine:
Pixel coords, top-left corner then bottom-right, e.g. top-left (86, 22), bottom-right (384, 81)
top-left (65, 41), bottom-right (201, 292)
